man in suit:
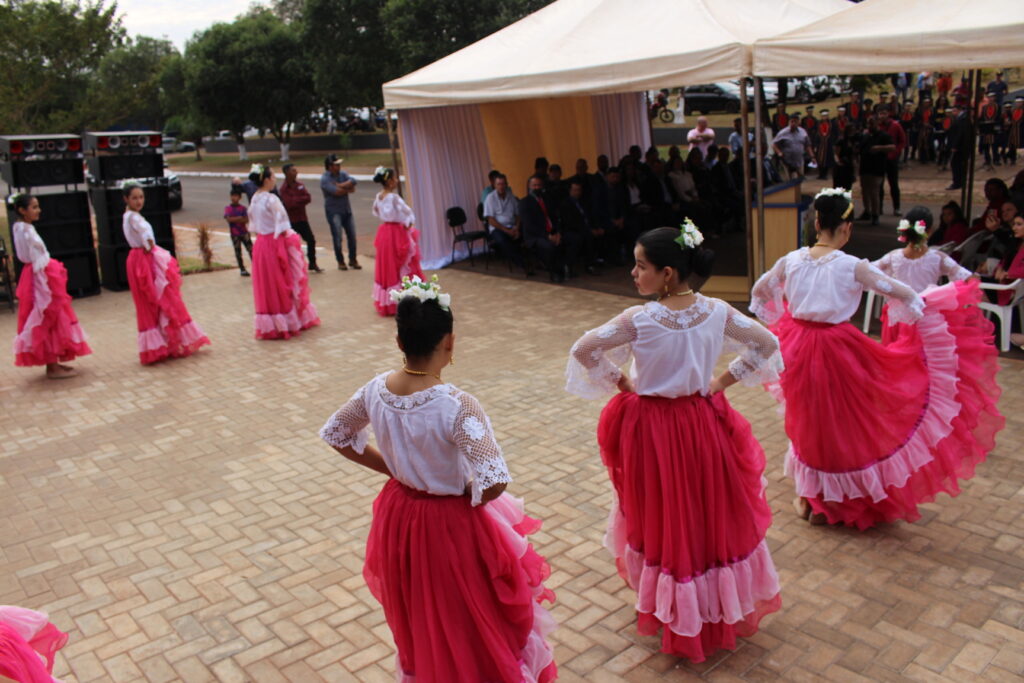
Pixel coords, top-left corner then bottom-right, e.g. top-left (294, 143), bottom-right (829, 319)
top-left (559, 178), bottom-right (606, 276)
top-left (946, 104), bottom-right (969, 190)
top-left (519, 175), bottom-right (564, 282)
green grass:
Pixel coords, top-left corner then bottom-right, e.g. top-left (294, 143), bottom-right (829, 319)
top-left (167, 149), bottom-right (395, 173)
top-left (177, 256), bottom-right (234, 275)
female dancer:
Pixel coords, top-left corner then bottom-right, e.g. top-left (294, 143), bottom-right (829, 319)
top-left (872, 206), bottom-right (973, 344)
top-left (0, 604), bottom-right (68, 681)
top-left (122, 183), bottom-right (210, 364)
top-left (751, 189), bottom-right (1003, 529)
top-left (248, 164), bottom-right (320, 339)
top-left (320, 276), bottom-right (556, 682)
top-left (566, 223), bottom-right (783, 662)
top-left (371, 167), bottom-right (423, 316)
top-left (10, 193), bottom-right (90, 378)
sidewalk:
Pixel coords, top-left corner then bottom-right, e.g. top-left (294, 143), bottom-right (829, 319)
top-left (1, 264), bottom-right (1022, 681)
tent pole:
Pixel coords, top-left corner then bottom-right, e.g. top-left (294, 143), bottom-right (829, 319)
top-left (754, 77), bottom-right (766, 277)
top-left (740, 78), bottom-right (754, 288)
top-left (645, 91), bottom-right (655, 150)
top-left (385, 108), bottom-right (404, 197)
top-left (963, 70), bottom-right (979, 221)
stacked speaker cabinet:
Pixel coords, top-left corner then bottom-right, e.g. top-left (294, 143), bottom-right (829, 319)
top-left (83, 131), bottom-right (173, 291)
top-left (0, 134), bottom-right (100, 298)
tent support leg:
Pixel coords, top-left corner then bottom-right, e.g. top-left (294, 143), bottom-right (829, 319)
top-left (754, 77), bottom-right (766, 278)
top-left (385, 108), bottom-right (404, 197)
top-left (740, 78), bottom-right (754, 288)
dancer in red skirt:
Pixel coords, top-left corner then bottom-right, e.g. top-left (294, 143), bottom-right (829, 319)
top-left (566, 223), bottom-right (783, 662)
top-left (10, 193), bottom-right (91, 378)
top-left (751, 189), bottom-right (1003, 529)
top-left (872, 206), bottom-right (972, 344)
top-left (247, 164), bottom-right (320, 339)
top-left (122, 183), bottom-right (210, 364)
top-left (320, 278), bottom-right (556, 682)
top-left (0, 605), bottom-right (68, 682)
top-left (371, 166), bottom-right (423, 316)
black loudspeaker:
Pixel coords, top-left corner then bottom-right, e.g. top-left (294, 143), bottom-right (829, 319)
top-left (86, 154), bottom-right (163, 183)
top-left (6, 192), bottom-right (93, 252)
top-left (91, 185), bottom-right (173, 246)
top-left (98, 238), bottom-right (175, 291)
top-left (1, 159), bottom-right (84, 187)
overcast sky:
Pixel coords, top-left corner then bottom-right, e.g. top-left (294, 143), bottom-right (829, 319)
top-left (117, 0), bottom-right (253, 50)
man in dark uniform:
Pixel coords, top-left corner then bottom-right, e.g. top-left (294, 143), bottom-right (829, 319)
top-left (835, 105), bottom-right (851, 136)
top-left (978, 92), bottom-right (1000, 169)
top-left (934, 108), bottom-right (951, 170)
top-left (998, 102), bottom-right (1013, 165)
top-left (1006, 97), bottom-right (1024, 166)
top-left (899, 102), bottom-right (917, 163)
top-left (946, 104), bottom-right (969, 190)
top-left (915, 98), bottom-right (936, 164)
top-left (815, 109), bottom-right (836, 180)
top-left (802, 105), bottom-right (818, 174)
top-left (848, 92), bottom-right (865, 128)
top-left (772, 103), bottom-right (789, 136)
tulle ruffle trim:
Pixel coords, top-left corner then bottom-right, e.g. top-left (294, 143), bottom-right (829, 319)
top-left (786, 284), bottom-right (962, 503)
top-left (604, 502), bottom-right (780, 638)
top-left (137, 320), bottom-right (211, 365)
top-left (253, 306), bottom-right (320, 340)
top-left (13, 261), bottom-right (92, 367)
top-left (0, 605), bottom-right (68, 676)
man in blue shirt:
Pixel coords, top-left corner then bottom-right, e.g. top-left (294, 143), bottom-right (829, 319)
top-left (320, 153), bottom-right (360, 270)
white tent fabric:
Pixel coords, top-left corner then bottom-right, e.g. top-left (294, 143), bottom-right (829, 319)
top-left (383, 0), bottom-right (851, 110)
top-left (754, 0), bottom-right (1024, 76)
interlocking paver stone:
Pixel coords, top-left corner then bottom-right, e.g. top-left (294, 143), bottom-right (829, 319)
top-left (2, 250), bottom-right (1022, 681)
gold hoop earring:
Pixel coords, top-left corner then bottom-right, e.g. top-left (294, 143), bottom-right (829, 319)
top-left (449, 354), bottom-right (455, 366)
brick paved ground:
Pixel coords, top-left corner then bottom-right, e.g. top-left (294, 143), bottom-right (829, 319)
top-left (1, 258), bottom-right (1022, 682)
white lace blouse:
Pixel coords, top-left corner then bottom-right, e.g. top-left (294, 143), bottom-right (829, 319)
top-left (11, 221), bottom-right (49, 271)
top-left (122, 211), bottom-right (155, 249)
top-left (319, 373), bottom-right (512, 506)
top-left (872, 248), bottom-right (972, 293)
top-left (751, 248), bottom-right (924, 326)
top-left (372, 192), bottom-right (415, 226)
top-left (249, 191), bottom-right (292, 237)
top-left (566, 296), bottom-right (784, 400)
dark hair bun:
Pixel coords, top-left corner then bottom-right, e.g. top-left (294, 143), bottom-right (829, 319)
top-left (396, 295), bottom-right (453, 360)
top-left (248, 165), bottom-right (273, 185)
top-left (636, 226), bottom-right (715, 283)
top-left (373, 168), bottom-right (394, 185)
top-left (903, 206), bottom-right (934, 233)
top-left (813, 193), bottom-right (853, 231)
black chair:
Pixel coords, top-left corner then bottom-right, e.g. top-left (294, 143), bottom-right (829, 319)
top-left (447, 206), bottom-right (489, 268)
top-left (0, 237), bottom-right (15, 311)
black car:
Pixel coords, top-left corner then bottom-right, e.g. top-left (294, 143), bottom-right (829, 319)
top-left (682, 83), bottom-right (752, 115)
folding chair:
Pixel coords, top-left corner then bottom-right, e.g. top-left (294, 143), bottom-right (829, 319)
top-left (978, 279), bottom-right (1024, 351)
top-left (446, 206), bottom-right (489, 268)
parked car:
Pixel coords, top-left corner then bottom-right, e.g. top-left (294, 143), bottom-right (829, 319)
top-left (683, 83), bottom-right (753, 114)
top-left (162, 136), bottom-right (196, 154)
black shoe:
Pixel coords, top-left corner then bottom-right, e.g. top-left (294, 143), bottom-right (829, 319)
top-left (240, 269), bottom-right (251, 277)
top-left (945, 184), bottom-right (962, 190)
top-left (310, 265), bottom-right (323, 273)
top-left (857, 211), bottom-right (870, 220)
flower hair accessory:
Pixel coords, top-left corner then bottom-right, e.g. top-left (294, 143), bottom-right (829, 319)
top-left (896, 219), bottom-right (927, 243)
top-left (815, 187), bottom-right (854, 219)
top-left (121, 179), bottom-right (141, 191)
top-left (6, 192), bottom-right (23, 206)
top-left (374, 166), bottom-right (392, 181)
top-left (249, 163), bottom-right (264, 177)
top-left (674, 219), bottom-right (704, 250)
top-left (388, 274), bottom-right (451, 310)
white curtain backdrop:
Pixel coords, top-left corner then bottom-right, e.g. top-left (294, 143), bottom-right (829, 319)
top-left (400, 105), bottom-right (491, 270)
top-left (592, 92), bottom-right (651, 163)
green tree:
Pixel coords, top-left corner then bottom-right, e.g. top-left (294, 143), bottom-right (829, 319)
top-left (0, 0), bottom-right (124, 132)
top-left (159, 54), bottom-right (209, 160)
top-left (95, 35), bottom-right (179, 130)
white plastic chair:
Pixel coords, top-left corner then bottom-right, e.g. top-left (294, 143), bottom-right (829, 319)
top-left (977, 279), bottom-right (1024, 351)
top-left (861, 289), bottom-right (885, 333)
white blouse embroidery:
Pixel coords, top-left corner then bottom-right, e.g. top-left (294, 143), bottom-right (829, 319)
top-left (122, 211), bottom-right (155, 249)
top-left (565, 296), bottom-right (784, 399)
top-left (249, 191), bottom-right (293, 237)
top-left (319, 374), bottom-right (512, 506)
top-left (372, 192), bottom-right (415, 226)
top-left (11, 221), bottom-right (50, 271)
top-left (873, 248), bottom-right (972, 293)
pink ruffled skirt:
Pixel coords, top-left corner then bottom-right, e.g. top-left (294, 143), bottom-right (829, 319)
top-left (127, 246), bottom-right (210, 364)
top-left (597, 392), bottom-right (781, 662)
top-left (774, 280), bottom-right (1004, 529)
top-left (251, 232), bottom-right (320, 339)
top-left (373, 222), bottom-right (423, 317)
top-left (0, 605), bottom-right (68, 682)
top-left (13, 260), bottom-right (91, 366)
top-left (364, 480), bottom-right (557, 683)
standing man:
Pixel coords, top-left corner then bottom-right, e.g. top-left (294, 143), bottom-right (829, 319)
top-left (772, 114), bottom-right (811, 179)
top-left (280, 164), bottom-right (322, 273)
top-left (915, 98), bottom-right (936, 164)
top-left (946, 104), bottom-right (969, 191)
top-left (815, 109), bottom-right (836, 180)
top-left (987, 71), bottom-right (1009, 108)
top-left (686, 117), bottom-right (716, 159)
top-left (858, 116), bottom-right (894, 226)
top-left (771, 103), bottom-right (789, 136)
top-left (978, 93), bottom-right (1000, 170)
top-left (320, 154), bottom-right (360, 270)
top-left (877, 107), bottom-right (907, 217)
top-left (482, 174), bottom-right (523, 268)
top-left (1006, 97), bottom-right (1024, 166)
top-left (848, 92), bottom-right (865, 128)
top-left (802, 105), bottom-right (818, 174)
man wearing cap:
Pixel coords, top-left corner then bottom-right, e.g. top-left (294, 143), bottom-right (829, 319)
top-left (320, 154), bottom-right (360, 270)
top-left (978, 93), bottom-right (1000, 169)
top-left (877, 107), bottom-right (907, 216)
top-left (814, 109), bottom-right (836, 180)
top-left (987, 71), bottom-right (1009, 108)
top-left (946, 104), bottom-right (969, 190)
top-left (280, 164), bottom-right (322, 272)
top-left (835, 105), bottom-right (850, 135)
top-left (1006, 97), bottom-right (1024, 166)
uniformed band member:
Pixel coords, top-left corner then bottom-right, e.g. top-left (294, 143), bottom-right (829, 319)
top-left (900, 102), bottom-right (917, 163)
top-left (978, 92), bottom-right (1000, 169)
top-left (815, 109), bottom-right (836, 180)
top-left (772, 103), bottom-right (789, 136)
top-left (848, 92), bottom-right (865, 127)
top-left (1005, 97), bottom-right (1024, 166)
top-left (916, 98), bottom-right (935, 163)
top-left (935, 108), bottom-right (952, 170)
top-left (835, 105), bottom-right (850, 135)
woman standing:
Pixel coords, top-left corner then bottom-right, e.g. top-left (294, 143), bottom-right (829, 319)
top-left (248, 164), bottom-right (320, 339)
top-left (566, 223), bottom-right (783, 662)
top-left (371, 167), bottom-right (423, 316)
top-left (122, 183), bottom-right (210, 364)
top-left (10, 193), bottom-right (91, 378)
top-left (320, 277), bottom-right (557, 682)
top-left (751, 189), bottom-right (1003, 529)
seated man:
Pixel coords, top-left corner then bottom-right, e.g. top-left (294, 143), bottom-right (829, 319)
top-left (519, 174), bottom-right (564, 282)
top-left (482, 174), bottom-right (523, 267)
top-left (558, 179), bottom-right (606, 276)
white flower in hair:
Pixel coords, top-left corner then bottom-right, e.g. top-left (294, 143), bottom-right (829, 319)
top-left (675, 218), bottom-right (704, 249)
top-left (374, 166), bottom-right (388, 178)
top-left (388, 274), bottom-right (451, 310)
top-left (249, 163), bottom-right (263, 176)
top-left (815, 187), bottom-right (853, 202)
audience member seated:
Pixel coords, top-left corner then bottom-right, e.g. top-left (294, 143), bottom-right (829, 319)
top-left (526, 157), bottom-right (549, 195)
top-left (604, 166), bottom-right (628, 264)
top-left (481, 169), bottom-right (500, 204)
top-left (519, 174), bottom-right (565, 282)
top-left (558, 179), bottom-right (606, 276)
top-left (928, 200), bottom-right (969, 247)
top-left (968, 178), bottom-right (1010, 236)
top-left (970, 199), bottom-right (1018, 273)
top-left (482, 174), bottom-right (524, 268)
top-left (546, 164), bottom-right (568, 212)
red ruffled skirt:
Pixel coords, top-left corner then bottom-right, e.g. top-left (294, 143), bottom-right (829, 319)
top-left (13, 259), bottom-right (91, 366)
top-left (0, 605), bottom-right (68, 682)
top-left (127, 246), bottom-right (210, 364)
top-left (774, 280), bottom-right (1003, 530)
top-left (251, 232), bottom-right (320, 339)
top-left (597, 391), bottom-right (781, 662)
top-left (373, 222), bottom-right (423, 316)
top-left (364, 480), bottom-right (557, 683)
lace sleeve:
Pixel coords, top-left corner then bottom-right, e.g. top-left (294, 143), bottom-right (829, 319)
top-left (319, 384), bottom-right (371, 454)
top-left (453, 392), bottom-right (511, 506)
top-left (270, 195), bottom-right (293, 237)
top-left (939, 252), bottom-right (972, 282)
top-left (872, 251), bottom-right (895, 276)
top-left (854, 259), bottom-right (924, 325)
top-left (565, 306), bottom-right (640, 399)
top-left (750, 256), bottom-right (788, 325)
top-left (394, 194), bottom-right (415, 226)
top-left (723, 304), bottom-right (785, 386)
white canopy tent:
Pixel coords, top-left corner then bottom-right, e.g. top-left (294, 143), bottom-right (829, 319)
top-left (754, 0), bottom-right (1024, 76)
top-left (381, 0), bottom-right (851, 272)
